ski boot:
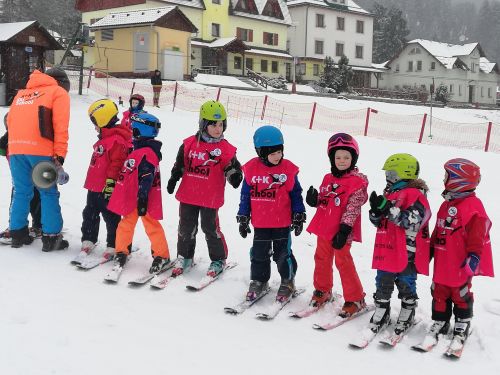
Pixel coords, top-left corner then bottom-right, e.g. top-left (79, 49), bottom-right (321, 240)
top-left (42, 234), bottom-right (69, 252)
top-left (428, 320), bottom-right (450, 339)
top-left (113, 252), bottom-right (128, 268)
top-left (453, 318), bottom-right (471, 344)
top-left (80, 240), bottom-right (96, 256)
top-left (207, 259), bottom-right (226, 277)
top-left (102, 247), bottom-right (115, 260)
top-left (309, 289), bottom-right (332, 308)
top-left (369, 297), bottom-right (391, 333)
top-left (29, 227), bottom-right (43, 239)
top-left (393, 297), bottom-right (417, 335)
top-left (339, 298), bottom-right (367, 318)
top-left (246, 280), bottom-right (269, 302)
top-left (276, 279), bottom-right (295, 303)
top-left (171, 256), bottom-right (193, 277)
top-left (11, 227), bottom-right (35, 248)
top-left (149, 256), bottom-right (171, 274)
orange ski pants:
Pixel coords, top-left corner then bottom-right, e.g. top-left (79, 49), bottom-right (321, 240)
top-left (313, 237), bottom-right (364, 302)
top-left (115, 209), bottom-right (170, 259)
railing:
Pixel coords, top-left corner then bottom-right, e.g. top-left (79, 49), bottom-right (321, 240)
top-left (246, 69), bottom-right (268, 89)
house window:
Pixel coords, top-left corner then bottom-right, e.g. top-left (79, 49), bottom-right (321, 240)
top-left (471, 63), bottom-right (476, 73)
top-left (450, 84), bottom-right (453, 93)
top-left (408, 61), bottom-right (413, 71)
top-left (337, 17), bottom-right (345, 30)
top-left (236, 27), bottom-right (253, 42)
top-left (315, 40), bottom-right (324, 54)
top-left (263, 32), bottom-right (279, 46)
top-left (481, 87), bottom-right (484, 97)
top-left (430, 62), bottom-right (436, 70)
top-left (356, 20), bottom-right (364, 33)
top-left (316, 14), bottom-right (325, 28)
top-left (101, 29), bottom-right (114, 41)
top-left (355, 45), bottom-right (363, 59)
top-left (261, 59), bottom-right (268, 72)
top-left (234, 56), bottom-right (242, 70)
top-left (459, 85), bottom-right (462, 96)
top-left (212, 0), bottom-right (220, 3)
top-left (395, 64), bottom-right (400, 72)
top-left (246, 57), bottom-right (253, 71)
top-left (271, 61), bottom-right (278, 73)
top-left (488, 87), bottom-right (492, 98)
top-left (416, 61), bottom-right (422, 71)
top-left (297, 63), bottom-right (306, 75)
top-left (212, 23), bottom-right (220, 37)
top-left (90, 17), bottom-right (102, 25)
top-left (335, 43), bottom-right (344, 57)
top-left (313, 64), bottom-right (320, 76)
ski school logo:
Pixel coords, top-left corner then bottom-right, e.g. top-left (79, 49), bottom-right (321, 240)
top-left (448, 206), bottom-right (457, 216)
top-left (95, 145), bottom-right (104, 155)
top-left (15, 91), bottom-right (45, 105)
top-left (250, 173), bottom-right (287, 199)
top-left (319, 183), bottom-right (343, 206)
top-left (124, 158), bottom-right (135, 171)
top-left (202, 148), bottom-right (222, 166)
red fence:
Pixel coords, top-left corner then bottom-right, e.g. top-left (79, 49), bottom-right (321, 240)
top-left (71, 69), bottom-right (500, 153)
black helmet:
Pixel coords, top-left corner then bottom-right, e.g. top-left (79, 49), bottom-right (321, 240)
top-left (45, 67), bottom-right (70, 92)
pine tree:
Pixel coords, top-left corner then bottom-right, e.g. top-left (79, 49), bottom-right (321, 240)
top-left (372, 3), bottom-right (410, 63)
top-left (332, 55), bottom-right (353, 93)
top-left (319, 56), bottom-right (336, 88)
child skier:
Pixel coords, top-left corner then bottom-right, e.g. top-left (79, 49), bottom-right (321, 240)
top-left (237, 126), bottom-right (306, 302)
top-left (77, 99), bottom-right (132, 262)
top-left (107, 112), bottom-right (170, 274)
top-left (368, 153), bottom-right (431, 335)
top-left (121, 94), bottom-right (145, 130)
top-left (166, 100), bottom-right (242, 277)
top-left (425, 158), bottom-right (493, 344)
top-left (0, 112), bottom-right (42, 244)
top-left (306, 133), bottom-right (367, 316)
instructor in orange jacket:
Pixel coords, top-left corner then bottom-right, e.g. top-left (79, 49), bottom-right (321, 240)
top-left (6, 68), bottom-right (71, 251)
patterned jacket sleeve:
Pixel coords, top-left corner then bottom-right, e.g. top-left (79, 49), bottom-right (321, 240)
top-left (341, 186), bottom-right (368, 227)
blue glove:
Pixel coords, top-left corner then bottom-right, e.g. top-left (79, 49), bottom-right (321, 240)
top-left (462, 253), bottom-right (480, 277)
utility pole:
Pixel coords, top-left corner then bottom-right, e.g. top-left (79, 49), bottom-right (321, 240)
top-left (429, 77), bottom-right (435, 139)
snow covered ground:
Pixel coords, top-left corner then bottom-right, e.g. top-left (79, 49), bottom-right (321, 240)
top-left (1, 91), bottom-right (499, 375)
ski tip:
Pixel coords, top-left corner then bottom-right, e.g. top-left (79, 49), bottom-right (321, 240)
top-left (224, 308), bottom-right (239, 315)
top-left (186, 285), bottom-right (200, 292)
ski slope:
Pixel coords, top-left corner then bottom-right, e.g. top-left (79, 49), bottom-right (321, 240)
top-left (0, 91), bottom-right (499, 375)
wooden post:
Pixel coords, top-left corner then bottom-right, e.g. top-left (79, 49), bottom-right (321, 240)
top-left (418, 113), bottom-right (428, 143)
top-left (130, 82), bottom-right (136, 97)
top-left (363, 107), bottom-right (371, 136)
top-left (309, 102), bottom-right (317, 130)
top-left (216, 87), bottom-right (221, 101)
top-left (261, 95), bottom-right (268, 120)
top-left (172, 81), bottom-right (178, 112)
top-left (485, 121), bottom-right (493, 152)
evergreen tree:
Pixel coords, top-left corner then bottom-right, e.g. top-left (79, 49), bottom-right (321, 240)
top-left (332, 55), bottom-right (353, 93)
top-left (319, 56), bottom-right (336, 88)
top-left (372, 3), bottom-right (410, 63)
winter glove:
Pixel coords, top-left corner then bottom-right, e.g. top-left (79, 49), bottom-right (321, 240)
top-left (306, 186), bottom-right (319, 207)
top-left (290, 212), bottom-right (307, 236)
top-left (0, 147), bottom-right (5, 157)
top-left (462, 253), bottom-right (480, 277)
top-left (369, 209), bottom-right (383, 227)
top-left (137, 197), bottom-right (148, 216)
top-left (102, 178), bottom-right (115, 200)
top-left (236, 215), bottom-right (251, 238)
top-left (166, 178), bottom-right (177, 194)
top-left (332, 224), bottom-right (352, 249)
top-left (53, 155), bottom-right (65, 166)
top-left (369, 191), bottom-right (391, 215)
top-left (227, 171), bottom-right (243, 189)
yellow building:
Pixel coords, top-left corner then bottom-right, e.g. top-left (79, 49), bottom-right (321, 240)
top-left (88, 6), bottom-right (197, 79)
top-left (76, 0), bottom-right (293, 79)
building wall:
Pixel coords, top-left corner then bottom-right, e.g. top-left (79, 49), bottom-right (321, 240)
top-left (200, 0), bottom-right (230, 41)
top-left (380, 45), bottom-right (498, 105)
top-left (91, 25), bottom-right (191, 75)
top-left (226, 52), bottom-right (289, 78)
top-left (229, 16), bottom-right (288, 51)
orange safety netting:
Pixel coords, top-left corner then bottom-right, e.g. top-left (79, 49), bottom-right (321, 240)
top-left (367, 110), bottom-right (424, 143)
top-left (312, 105), bottom-right (366, 136)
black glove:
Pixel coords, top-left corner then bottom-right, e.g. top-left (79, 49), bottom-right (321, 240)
top-left (227, 171), bottom-right (243, 189)
top-left (332, 224), bottom-right (352, 249)
top-left (236, 215), bottom-right (251, 238)
top-left (369, 191), bottom-right (391, 215)
top-left (306, 186), bottom-right (318, 207)
top-left (166, 178), bottom-right (177, 194)
top-left (369, 209), bottom-right (383, 227)
top-left (53, 155), bottom-right (65, 166)
top-left (137, 197), bottom-right (148, 216)
top-left (291, 212), bottom-right (306, 236)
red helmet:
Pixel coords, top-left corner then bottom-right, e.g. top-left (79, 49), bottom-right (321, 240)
top-left (328, 133), bottom-right (359, 157)
top-left (444, 158), bottom-right (481, 192)
top-left (130, 94), bottom-right (145, 110)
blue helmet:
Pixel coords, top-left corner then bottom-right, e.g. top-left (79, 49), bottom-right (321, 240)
top-left (130, 112), bottom-right (161, 138)
top-left (253, 125), bottom-right (284, 148)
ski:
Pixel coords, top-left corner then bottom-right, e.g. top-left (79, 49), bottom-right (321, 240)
top-left (150, 262), bottom-right (197, 289)
top-left (71, 242), bottom-right (100, 265)
top-left (255, 288), bottom-right (306, 320)
top-left (312, 304), bottom-right (375, 330)
top-left (290, 292), bottom-right (342, 319)
top-left (411, 335), bottom-right (439, 353)
top-left (128, 261), bottom-right (175, 286)
top-left (348, 319), bottom-right (392, 349)
top-left (185, 262), bottom-right (238, 291)
top-left (443, 329), bottom-right (472, 359)
top-left (378, 318), bottom-right (421, 347)
top-left (76, 246), bottom-right (138, 270)
top-left (104, 264), bottom-right (124, 283)
top-left (224, 286), bottom-right (272, 315)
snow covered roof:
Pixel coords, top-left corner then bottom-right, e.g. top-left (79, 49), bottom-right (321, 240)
top-left (286, 0), bottom-right (370, 15)
top-left (230, 0), bottom-right (292, 25)
top-left (480, 57), bottom-right (498, 74)
top-left (246, 48), bottom-right (292, 58)
top-left (371, 61), bottom-right (389, 70)
top-left (157, 0), bottom-right (205, 10)
top-left (0, 21), bottom-right (36, 41)
top-left (90, 6), bottom-right (177, 28)
top-left (210, 37), bottom-right (238, 48)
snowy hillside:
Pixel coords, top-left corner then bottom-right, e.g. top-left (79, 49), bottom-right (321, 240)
top-left (1, 91), bottom-right (499, 375)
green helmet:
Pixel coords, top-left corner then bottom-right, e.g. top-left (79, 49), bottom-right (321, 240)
top-left (199, 100), bottom-right (227, 122)
top-left (382, 153), bottom-right (420, 181)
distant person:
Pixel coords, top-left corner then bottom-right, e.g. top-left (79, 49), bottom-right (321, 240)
top-left (121, 94), bottom-right (146, 130)
top-left (6, 67), bottom-right (70, 251)
top-left (150, 70), bottom-right (162, 108)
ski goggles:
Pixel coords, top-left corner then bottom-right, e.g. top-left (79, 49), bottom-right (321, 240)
top-left (329, 133), bottom-right (353, 146)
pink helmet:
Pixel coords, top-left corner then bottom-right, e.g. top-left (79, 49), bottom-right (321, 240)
top-left (328, 133), bottom-right (359, 158)
top-left (444, 158), bottom-right (481, 192)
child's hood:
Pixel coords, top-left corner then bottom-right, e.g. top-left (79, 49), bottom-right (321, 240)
top-left (133, 138), bottom-right (162, 161)
top-left (407, 178), bottom-right (429, 193)
top-left (101, 124), bottom-right (132, 141)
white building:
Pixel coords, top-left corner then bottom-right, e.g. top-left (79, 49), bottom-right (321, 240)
top-left (380, 39), bottom-right (499, 105)
top-left (286, 0), bottom-right (376, 86)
